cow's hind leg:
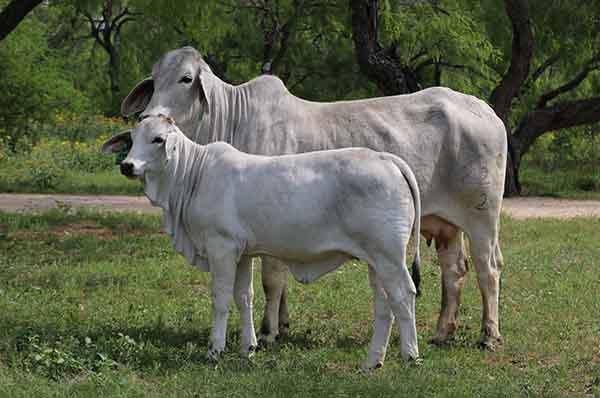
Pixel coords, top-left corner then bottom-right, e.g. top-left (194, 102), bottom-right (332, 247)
top-left (468, 223), bottom-right (503, 350)
top-left (259, 256), bottom-right (288, 345)
top-left (234, 256), bottom-right (258, 358)
top-left (363, 266), bottom-right (394, 371)
top-left (372, 255), bottom-right (419, 362)
top-left (430, 231), bottom-right (468, 345)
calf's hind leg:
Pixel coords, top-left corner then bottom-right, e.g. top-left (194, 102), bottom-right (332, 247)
top-left (372, 255), bottom-right (419, 362)
top-left (234, 256), bottom-right (258, 358)
top-left (363, 266), bottom-right (394, 371)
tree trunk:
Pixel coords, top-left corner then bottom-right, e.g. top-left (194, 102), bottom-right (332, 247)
top-left (108, 48), bottom-right (121, 114)
top-left (504, 135), bottom-right (522, 196)
top-left (350, 0), bottom-right (420, 95)
top-left (488, 0), bottom-right (534, 197)
top-left (0, 0), bottom-right (43, 42)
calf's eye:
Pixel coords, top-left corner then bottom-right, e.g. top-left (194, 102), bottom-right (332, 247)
top-left (179, 76), bottom-right (193, 84)
top-left (152, 137), bottom-right (165, 144)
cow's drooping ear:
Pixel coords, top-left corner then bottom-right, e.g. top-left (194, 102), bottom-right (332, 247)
top-left (101, 130), bottom-right (132, 154)
top-left (121, 77), bottom-right (154, 117)
top-left (198, 70), bottom-right (217, 115)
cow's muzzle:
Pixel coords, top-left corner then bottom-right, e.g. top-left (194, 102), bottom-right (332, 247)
top-left (120, 161), bottom-right (135, 177)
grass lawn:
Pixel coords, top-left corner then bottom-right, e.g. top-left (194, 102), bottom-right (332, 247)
top-left (520, 161), bottom-right (600, 200)
top-left (0, 209), bottom-right (598, 397)
top-left (0, 169), bottom-right (143, 196)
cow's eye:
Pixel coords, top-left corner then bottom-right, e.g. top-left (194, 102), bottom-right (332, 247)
top-left (179, 75), bottom-right (193, 84)
top-left (152, 137), bottom-right (165, 144)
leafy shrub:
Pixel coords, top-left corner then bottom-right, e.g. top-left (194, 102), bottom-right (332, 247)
top-left (575, 176), bottom-right (600, 192)
top-left (16, 331), bottom-right (144, 380)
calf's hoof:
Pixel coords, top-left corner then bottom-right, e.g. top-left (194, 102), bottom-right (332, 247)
top-left (206, 345), bottom-right (223, 363)
top-left (360, 361), bottom-right (384, 373)
top-left (407, 356), bottom-right (424, 367)
top-left (241, 345), bottom-right (257, 359)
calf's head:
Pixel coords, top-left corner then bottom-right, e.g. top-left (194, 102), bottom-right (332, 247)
top-left (121, 46), bottom-right (218, 137)
top-left (102, 116), bottom-right (180, 180)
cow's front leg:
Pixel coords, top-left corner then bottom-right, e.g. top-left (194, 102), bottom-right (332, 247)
top-left (260, 256), bottom-right (289, 344)
top-left (234, 256), bottom-right (258, 358)
top-left (207, 245), bottom-right (238, 361)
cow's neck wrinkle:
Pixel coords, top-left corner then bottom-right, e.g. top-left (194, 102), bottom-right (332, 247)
top-left (195, 75), bottom-right (249, 147)
top-left (144, 136), bottom-right (207, 213)
top-left (144, 136), bottom-right (209, 269)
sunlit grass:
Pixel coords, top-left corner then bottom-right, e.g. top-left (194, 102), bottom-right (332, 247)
top-left (0, 210), bottom-right (598, 397)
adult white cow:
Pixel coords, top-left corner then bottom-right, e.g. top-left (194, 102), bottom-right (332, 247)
top-left (119, 47), bottom-right (507, 349)
top-left (103, 115), bottom-right (422, 369)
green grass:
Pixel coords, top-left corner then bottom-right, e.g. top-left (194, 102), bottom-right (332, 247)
top-left (0, 209), bottom-right (599, 397)
top-left (520, 161), bottom-right (600, 200)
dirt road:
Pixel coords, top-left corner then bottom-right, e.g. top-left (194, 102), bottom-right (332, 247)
top-left (1, 193), bottom-right (600, 219)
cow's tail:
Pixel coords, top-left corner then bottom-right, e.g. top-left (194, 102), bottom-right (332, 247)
top-left (391, 156), bottom-right (422, 297)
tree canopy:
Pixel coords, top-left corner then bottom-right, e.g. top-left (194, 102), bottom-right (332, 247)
top-left (0, 0), bottom-right (598, 195)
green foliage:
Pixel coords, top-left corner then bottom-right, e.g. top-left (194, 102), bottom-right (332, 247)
top-left (0, 5), bottom-right (93, 146)
top-left (0, 0), bottom-right (599, 194)
top-left (0, 115), bottom-right (141, 194)
top-left (0, 211), bottom-right (599, 396)
top-left (380, 0), bottom-right (500, 95)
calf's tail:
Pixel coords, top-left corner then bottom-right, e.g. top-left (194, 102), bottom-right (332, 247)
top-left (391, 156), bottom-right (422, 297)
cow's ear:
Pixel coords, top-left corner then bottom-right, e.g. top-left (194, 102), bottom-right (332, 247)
top-left (101, 130), bottom-right (132, 154)
top-left (121, 77), bottom-right (154, 117)
top-left (198, 70), bottom-right (216, 115)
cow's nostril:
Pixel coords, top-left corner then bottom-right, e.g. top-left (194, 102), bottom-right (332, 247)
top-left (120, 162), bottom-right (134, 176)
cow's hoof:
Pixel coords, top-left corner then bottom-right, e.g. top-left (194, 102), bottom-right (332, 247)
top-left (279, 322), bottom-right (290, 336)
top-left (257, 334), bottom-right (278, 350)
top-left (360, 361), bottom-right (383, 373)
top-left (428, 335), bottom-right (454, 346)
top-left (477, 335), bottom-right (503, 351)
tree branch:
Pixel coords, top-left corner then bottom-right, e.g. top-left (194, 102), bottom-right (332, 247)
top-left (0, 0), bottom-right (44, 42)
top-left (530, 53), bottom-right (560, 83)
top-left (536, 54), bottom-right (600, 108)
top-left (489, 0), bottom-right (534, 124)
top-left (350, 0), bottom-right (420, 95)
top-left (514, 96), bottom-right (600, 156)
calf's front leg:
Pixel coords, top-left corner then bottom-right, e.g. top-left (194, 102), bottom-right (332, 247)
top-left (207, 247), bottom-right (238, 361)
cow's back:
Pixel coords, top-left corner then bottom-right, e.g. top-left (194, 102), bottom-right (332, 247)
top-left (233, 85), bottom-right (506, 218)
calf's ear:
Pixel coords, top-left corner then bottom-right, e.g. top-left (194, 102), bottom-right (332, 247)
top-left (121, 77), bottom-right (154, 117)
top-left (165, 132), bottom-right (178, 161)
top-left (101, 130), bottom-right (132, 154)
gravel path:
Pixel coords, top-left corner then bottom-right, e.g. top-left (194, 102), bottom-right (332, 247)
top-left (1, 193), bottom-right (600, 219)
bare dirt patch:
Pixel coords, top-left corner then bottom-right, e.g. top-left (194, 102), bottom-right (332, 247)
top-left (0, 193), bottom-right (159, 214)
top-left (1, 193), bottom-right (600, 219)
top-left (50, 222), bottom-right (115, 239)
top-left (502, 197), bottom-right (600, 219)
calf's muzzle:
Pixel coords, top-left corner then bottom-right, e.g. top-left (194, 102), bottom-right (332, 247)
top-left (120, 161), bottom-right (134, 177)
